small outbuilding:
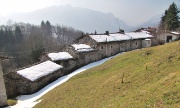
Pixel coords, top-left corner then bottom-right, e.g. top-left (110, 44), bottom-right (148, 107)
top-left (158, 31), bottom-right (180, 43)
top-left (142, 39), bottom-right (151, 48)
top-left (4, 61), bottom-right (63, 97)
top-left (40, 52), bottom-right (76, 72)
top-left (71, 44), bottom-right (99, 65)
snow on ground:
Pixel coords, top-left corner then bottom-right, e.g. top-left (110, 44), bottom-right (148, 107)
top-left (6, 53), bottom-right (123, 108)
top-left (48, 52), bottom-right (73, 61)
top-left (17, 61), bottom-right (63, 81)
top-left (72, 44), bottom-right (94, 52)
top-left (89, 33), bottom-right (131, 43)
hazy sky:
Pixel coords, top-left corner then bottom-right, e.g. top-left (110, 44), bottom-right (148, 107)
top-left (0, 0), bottom-right (179, 25)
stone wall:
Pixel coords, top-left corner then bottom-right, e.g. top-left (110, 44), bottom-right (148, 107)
top-left (0, 61), bottom-right (7, 107)
top-left (131, 40), bottom-right (142, 50)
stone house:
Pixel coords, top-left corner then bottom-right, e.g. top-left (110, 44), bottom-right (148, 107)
top-left (79, 31), bottom-right (132, 58)
top-left (135, 27), bottom-right (157, 46)
top-left (157, 31), bottom-right (180, 43)
top-left (63, 44), bottom-right (99, 67)
top-left (40, 52), bottom-right (77, 74)
top-left (126, 31), bottom-right (154, 49)
top-left (4, 61), bottom-right (63, 98)
top-left (78, 31), bottom-right (154, 58)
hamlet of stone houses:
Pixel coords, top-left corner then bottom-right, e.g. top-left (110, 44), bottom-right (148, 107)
top-left (0, 27), bottom-right (179, 103)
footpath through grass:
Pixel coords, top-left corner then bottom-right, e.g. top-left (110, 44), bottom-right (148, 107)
top-left (35, 41), bottom-right (180, 108)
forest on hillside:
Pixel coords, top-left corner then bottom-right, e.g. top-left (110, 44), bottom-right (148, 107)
top-left (0, 20), bottom-right (83, 68)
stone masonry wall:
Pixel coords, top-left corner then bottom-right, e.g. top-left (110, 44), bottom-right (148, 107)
top-left (0, 61), bottom-right (7, 107)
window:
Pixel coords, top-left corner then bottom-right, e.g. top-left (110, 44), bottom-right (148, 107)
top-left (101, 46), bottom-right (103, 50)
top-left (136, 42), bottom-right (138, 45)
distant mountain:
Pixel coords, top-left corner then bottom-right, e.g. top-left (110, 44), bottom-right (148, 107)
top-left (137, 14), bottom-right (162, 29)
top-left (0, 5), bottom-right (133, 33)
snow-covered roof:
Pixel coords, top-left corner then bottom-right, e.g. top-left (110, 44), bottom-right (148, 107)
top-left (17, 61), bottom-right (63, 81)
top-left (89, 33), bottom-right (131, 43)
top-left (48, 52), bottom-right (73, 61)
top-left (126, 32), bottom-right (153, 39)
top-left (145, 39), bottom-right (151, 41)
top-left (72, 44), bottom-right (94, 52)
top-left (141, 30), bottom-right (150, 34)
top-left (171, 31), bottom-right (180, 35)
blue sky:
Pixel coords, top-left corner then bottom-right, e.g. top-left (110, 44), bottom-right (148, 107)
top-left (0, 0), bottom-right (179, 26)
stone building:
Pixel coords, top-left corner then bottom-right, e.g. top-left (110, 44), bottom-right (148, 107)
top-left (126, 31), bottom-right (154, 49)
top-left (142, 39), bottom-right (152, 48)
top-left (79, 30), bottom-right (154, 58)
top-left (158, 31), bottom-right (180, 43)
top-left (0, 57), bottom-right (7, 107)
top-left (40, 51), bottom-right (78, 75)
top-left (63, 44), bottom-right (99, 67)
top-left (79, 32), bottom-right (131, 58)
top-left (135, 27), bottom-right (157, 46)
top-left (3, 30), bottom-right (155, 98)
top-left (4, 61), bottom-right (63, 98)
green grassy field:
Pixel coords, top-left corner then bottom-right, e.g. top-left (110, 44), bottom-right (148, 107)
top-left (35, 41), bottom-right (180, 108)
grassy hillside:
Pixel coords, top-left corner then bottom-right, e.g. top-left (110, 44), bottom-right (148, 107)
top-left (35, 41), bottom-right (180, 108)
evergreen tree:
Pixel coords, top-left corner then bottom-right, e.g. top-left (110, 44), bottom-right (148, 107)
top-left (159, 10), bottom-right (168, 31)
top-left (159, 2), bottom-right (180, 31)
top-left (0, 29), bottom-right (4, 48)
top-left (94, 30), bottom-right (97, 35)
top-left (8, 28), bottom-right (15, 44)
top-left (41, 20), bottom-right (45, 28)
top-left (165, 2), bottom-right (180, 30)
top-left (31, 44), bottom-right (45, 62)
top-left (15, 26), bottom-right (23, 43)
top-left (45, 20), bottom-right (52, 36)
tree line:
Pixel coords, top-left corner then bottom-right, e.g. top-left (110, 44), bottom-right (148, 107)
top-left (0, 20), bottom-right (83, 69)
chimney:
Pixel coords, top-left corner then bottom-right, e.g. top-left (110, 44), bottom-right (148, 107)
top-left (105, 31), bottom-right (109, 35)
top-left (119, 29), bottom-right (124, 34)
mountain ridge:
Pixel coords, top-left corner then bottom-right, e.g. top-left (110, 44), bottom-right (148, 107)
top-left (0, 5), bottom-right (162, 33)
top-left (1, 5), bottom-right (133, 33)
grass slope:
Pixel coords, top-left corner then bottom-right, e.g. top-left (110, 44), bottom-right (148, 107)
top-left (35, 41), bottom-right (180, 108)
